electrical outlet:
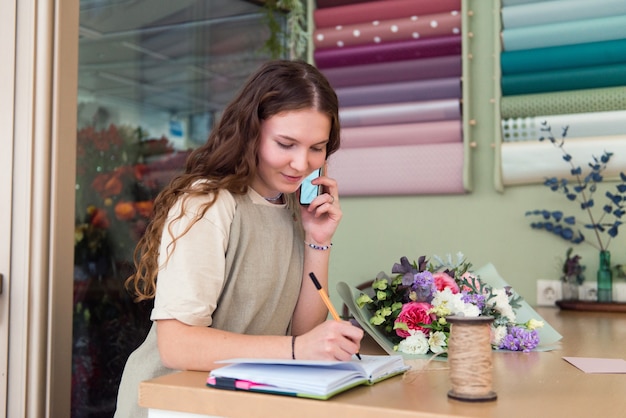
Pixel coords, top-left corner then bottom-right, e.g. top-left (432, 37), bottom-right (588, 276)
top-left (579, 282), bottom-right (597, 301)
top-left (536, 280), bottom-right (562, 306)
top-left (612, 282), bottom-right (626, 302)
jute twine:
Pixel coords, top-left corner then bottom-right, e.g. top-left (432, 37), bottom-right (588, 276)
top-left (446, 316), bottom-right (497, 401)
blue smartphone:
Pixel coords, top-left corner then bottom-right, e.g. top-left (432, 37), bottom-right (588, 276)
top-left (299, 168), bottom-right (323, 206)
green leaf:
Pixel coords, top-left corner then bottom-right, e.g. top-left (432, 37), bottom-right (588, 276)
top-left (393, 321), bottom-right (409, 331)
top-left (355, 293), bottom-right (373, 308)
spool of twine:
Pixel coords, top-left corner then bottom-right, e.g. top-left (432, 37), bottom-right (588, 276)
top-left (446, 316), bottom-right (497, 402)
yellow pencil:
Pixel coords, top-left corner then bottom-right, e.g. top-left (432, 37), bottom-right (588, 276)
top-left (309, 272), bottom-right (362, 360)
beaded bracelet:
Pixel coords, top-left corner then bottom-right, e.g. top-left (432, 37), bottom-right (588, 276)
top-left (291, 335), bottom-right (296, 360)
top-left (305, 242), bottom-right (333, 251)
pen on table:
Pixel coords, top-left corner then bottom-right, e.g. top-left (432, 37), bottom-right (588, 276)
top-left (308, 272), bottom-right (362, 360)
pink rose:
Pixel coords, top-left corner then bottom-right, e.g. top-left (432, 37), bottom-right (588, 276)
top-left (394, 302), bottom-right (434, 338)
top-left (433, 272), bottom-right (459, 294)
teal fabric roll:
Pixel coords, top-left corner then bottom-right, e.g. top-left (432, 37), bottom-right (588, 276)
top-left (502, 0), bottom-right (626, 29)
top-left (500, 86), bottom-right (626, 119)
top-left (501, 63), bottom-right (626, 96)
top-left (501, 39), bottom-right (626, 75)
top-left (501, 15), bottom-right (626, 51)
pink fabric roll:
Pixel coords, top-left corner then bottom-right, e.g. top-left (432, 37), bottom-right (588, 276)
top-left (314, 0), bottom-right (461, 28)
top-left (340, 120), bottom-right (462, 148)
top-left (340, 99), bottom-right (461, 127)
top-left (323, 56), bottom-right (462, 88)
top-left (314, 35), bottom-right (462, 69)
top-left (314, 11), bottom-right (461, 49)
top-left (328, 143), bottom-right (466, 196)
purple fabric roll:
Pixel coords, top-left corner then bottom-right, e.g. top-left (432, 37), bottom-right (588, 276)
top-left (315, 0), bottom-right (372, 9)
top-left (322, 56), bottom-right (462, 88)
top-left (336, 77), bottom-right (461, 107)
top-left (339, 99), bottom-right (461, 127)
top-left (314, 35), bottom-right (462, 69)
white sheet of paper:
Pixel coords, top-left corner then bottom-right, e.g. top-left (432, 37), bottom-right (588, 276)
top-left (563, 357), bottom-right (626, 373)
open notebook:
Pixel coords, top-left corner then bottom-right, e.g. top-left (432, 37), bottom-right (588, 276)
top-left (206, 354), bottom-right (409, 400)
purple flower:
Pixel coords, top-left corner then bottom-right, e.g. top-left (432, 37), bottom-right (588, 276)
top-left (499, 326), bottom-right (540, 352)
top-left (461, 291), bottom-right (486, 310)
top-left (411, 271), bottom-right (435, 301)
top-left (392, 256), bottom-right (428, 286)
top-left (392, 256), bottom-right (419, 286)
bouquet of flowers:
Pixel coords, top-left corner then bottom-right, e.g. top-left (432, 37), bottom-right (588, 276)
top-left (355, 253), bottom-right (544, 355)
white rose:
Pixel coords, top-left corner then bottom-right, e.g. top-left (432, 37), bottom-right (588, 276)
top-left (397, 332), bottom-right (430, 355)
top-left (489, 288), bottom-right (516, 322)
top-left (491, 325), bottom-right (507, 347)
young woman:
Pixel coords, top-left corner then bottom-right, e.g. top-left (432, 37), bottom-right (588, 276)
top-left (114, 60), bottom-right (363, 417)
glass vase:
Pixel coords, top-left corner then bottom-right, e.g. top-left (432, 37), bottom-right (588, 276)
top-left (561, 276), bottom-right (580, 300)
top-left (597, 250), bottom-right (612, 303)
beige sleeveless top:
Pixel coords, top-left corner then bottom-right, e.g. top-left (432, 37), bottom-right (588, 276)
top-left (114, 189), bottom-right (304, 418)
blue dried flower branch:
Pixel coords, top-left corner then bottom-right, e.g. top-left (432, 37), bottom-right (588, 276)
top-left (525, 122), bottom-right (626, 251)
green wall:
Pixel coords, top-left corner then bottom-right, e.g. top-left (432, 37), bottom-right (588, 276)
top-left (326, 0), bottom-right (626, 308)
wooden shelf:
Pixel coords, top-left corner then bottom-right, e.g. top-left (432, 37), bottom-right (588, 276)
top-left (556, 300), bottom-right (626, 313)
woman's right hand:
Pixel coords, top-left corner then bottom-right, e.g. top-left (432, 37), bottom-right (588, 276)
top-left (293, 320), bottom-right (363, 361)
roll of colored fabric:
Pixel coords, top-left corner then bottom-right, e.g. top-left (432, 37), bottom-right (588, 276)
top-left (314, 11), bottom-right (461, 49)
top-left (501, 110), bottom-right (626, 142)
top-left (501, 15), bottom-right (626, 51)
top-left (314, 0), bottom-right (461, 28)
top-left (501, 39), bottom-right (626, 75)
top-left (501, 0), bottom-right (545, 6)
top-left (315, 0), bottom-right (373, 9)
top-left (501, 63), bottom-right (626, 96)
top-left (328, 142), bottom-right (465, 195)
top-left (314, 35), bottom-right (461, 69)
top-left (340, 99), bottom-right (460, 128)
top-left (501, 135), bottom-right (626, 186)
top-left (322, 55), bottom-right (462, 88)
top-left (336, 77), bottom-right (461, 107)
top-left (499, 86), bottom-right (626, 119)
top-left (341, 120), bottom-right (462, 148)
top-left (501, 0), bottom-right (626, 29)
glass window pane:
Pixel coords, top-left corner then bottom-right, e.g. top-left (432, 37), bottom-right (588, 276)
top-left (73, 1), bottom-right (276, 416)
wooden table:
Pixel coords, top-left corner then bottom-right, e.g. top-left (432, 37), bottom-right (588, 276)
top-left (139, 308), bottom-right (626, 418)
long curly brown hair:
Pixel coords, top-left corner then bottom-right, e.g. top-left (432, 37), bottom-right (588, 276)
top-left (126, 60), bottom-right (341, 301)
